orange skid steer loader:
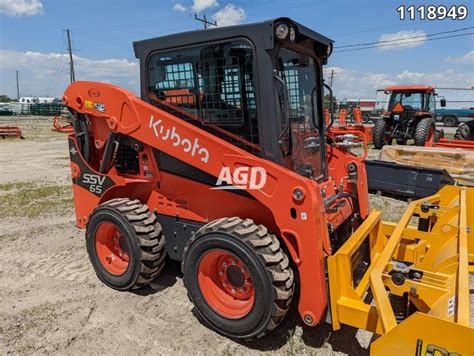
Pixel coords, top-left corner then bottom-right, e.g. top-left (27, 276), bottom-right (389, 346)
top-left (63, 19), bottom-right (472, 354)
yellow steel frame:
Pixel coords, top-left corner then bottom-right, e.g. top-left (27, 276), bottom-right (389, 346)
top-left (328, 186), bottom-right (474, 355)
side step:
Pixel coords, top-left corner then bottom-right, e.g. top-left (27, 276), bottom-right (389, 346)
top-left (365, 160), bottom-right (455, 201)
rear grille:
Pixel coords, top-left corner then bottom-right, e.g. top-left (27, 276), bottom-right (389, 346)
top-left (114, 144), bottom-right (139, 174)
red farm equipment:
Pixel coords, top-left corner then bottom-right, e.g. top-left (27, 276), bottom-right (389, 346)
top-left (0, 125), bottom-right (24, 139)
top-left (52, 114), bottom-right (74, 134)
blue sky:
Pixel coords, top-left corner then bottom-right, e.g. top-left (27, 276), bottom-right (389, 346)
top-left (0, 0), bottom-right (472, 99)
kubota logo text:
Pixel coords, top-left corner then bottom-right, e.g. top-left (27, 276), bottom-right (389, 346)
top-left (149, 116), bottom-right (210, 163)
top-left (212, 167), bottom-right (267, 190)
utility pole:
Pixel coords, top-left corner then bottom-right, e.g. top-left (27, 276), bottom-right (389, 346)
top-left (194, 13), bottom-right (217, 29)
top-left (16, 71), bottom-right (20, 100)
top-left (66, 29), bottom-right (75, 83)
top-left (329, 69), bottom-right (335, 87)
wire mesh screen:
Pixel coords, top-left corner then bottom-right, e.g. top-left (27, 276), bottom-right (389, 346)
top-left (198, 56), bottom-right (244, 125)
top-left (280, 63), bottom-right (300, 120)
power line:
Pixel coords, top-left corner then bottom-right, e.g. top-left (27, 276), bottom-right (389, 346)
top-left (331, 21), bottom-right (424, 38)
top-left (335, 27), bottom-right (474, 49)
top-left (70, 0), bottom-right (274, 32)
top-left (71, 0), bottom-right (322, 33)
top-left (334, 32), bottom-right (474, 53)
top-left (42, 32), bottom-right (69, 97)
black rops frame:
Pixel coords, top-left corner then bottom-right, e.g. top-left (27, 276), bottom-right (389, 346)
top-left (133, 17), bottom-right (334, 173)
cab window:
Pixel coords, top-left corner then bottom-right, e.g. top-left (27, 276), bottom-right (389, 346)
top-left (147, 39), bottom-right (259, 155)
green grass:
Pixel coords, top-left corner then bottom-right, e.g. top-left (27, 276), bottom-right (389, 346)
top-left (0, 182), bottom-right (31, 192)
top-left (0, 182), bottom-right (73, 219)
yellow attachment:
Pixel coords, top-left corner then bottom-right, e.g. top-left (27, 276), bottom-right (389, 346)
top-left (328, 186), bottom-right (473, 355)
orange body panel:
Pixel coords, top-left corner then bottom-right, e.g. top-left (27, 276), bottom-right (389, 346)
top-left (323, 109), bottom-right (330, 126)
top-left (352, 108), bottom-right (363, 124)
top-left (63, 81), bottom-right (369, 326)
top-left (338, 109), bottom-right (347, 127)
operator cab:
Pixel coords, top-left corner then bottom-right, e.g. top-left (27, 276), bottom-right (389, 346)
top-left (385, 86), bottom-right (437, 116)
top-left (134, 18), bottom-right (333, 181)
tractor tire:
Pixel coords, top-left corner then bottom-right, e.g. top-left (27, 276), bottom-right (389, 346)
top-left (362, 114), bottom-right (371, 124)
top-left (373, 119), bottom-right (391, 149)
top-left (414, 118), bottom-right (435, 146)
top-left (434, 129), bottom-right (444, 143)
top-left (454, 122), bottom-right (474, 141)
top-left (182, 217), bottom-right (294, 339)
top-left (442, 115), bottom-right (458, 127)
top-left (86, 198), bottom-right (166, 290)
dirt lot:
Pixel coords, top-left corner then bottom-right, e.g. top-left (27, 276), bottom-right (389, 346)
top-left (0, 116), bottom-right (433, 355)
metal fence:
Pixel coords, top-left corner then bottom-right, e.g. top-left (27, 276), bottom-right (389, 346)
top-left (26, 103), bottom-right (63, 116)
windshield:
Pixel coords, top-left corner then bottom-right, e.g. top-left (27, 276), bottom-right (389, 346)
top-left (389, 92), bottom-right (426, 111)
top-left (277, 47), bottom-right (323, 179)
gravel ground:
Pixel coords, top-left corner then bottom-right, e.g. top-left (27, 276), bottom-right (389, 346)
top-left (0, 116), bottom-right (468, 355)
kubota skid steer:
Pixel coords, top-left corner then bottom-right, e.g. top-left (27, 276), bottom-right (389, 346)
top-left (63, 19), bottom-right (473, 354)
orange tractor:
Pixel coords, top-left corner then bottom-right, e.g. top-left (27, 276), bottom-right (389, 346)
top-left (373, 86), bottom-right (445, 149)
top-left (63, 19), bottom-right (472, 354)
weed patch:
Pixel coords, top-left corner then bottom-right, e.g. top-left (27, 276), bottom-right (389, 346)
top-left (0, 182), bottom-right (72, 219)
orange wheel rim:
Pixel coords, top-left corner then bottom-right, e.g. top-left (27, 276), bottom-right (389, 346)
top-left (198, 250), bottom-right (254, 319)
top-left (95, 222), bottom-right (130, 275)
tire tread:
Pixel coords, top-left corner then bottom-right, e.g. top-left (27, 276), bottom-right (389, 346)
top-left (92, 198), bottom-right (166, 289)
top-left (182, 217), bottom-right (294, 338)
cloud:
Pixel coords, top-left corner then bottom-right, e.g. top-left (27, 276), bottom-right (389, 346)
top-left (213, 4), bottom-right (245, 27)
top-left (324, 66), bottom-right (474, 99)
top-left (445, 50), bottom-right (474, 65)
top-left (0, 0), bottom-right (43, 17)
top-left (1, 50), bottom-right (471, 106)
top-left (377, 30), bottom-right (427, 50)
top-left (0, 50), bottom-right (139, 97)
top-left (192, 0), bottom-right (218, 12)
top-left (173, 2), bottom-right (187, 12)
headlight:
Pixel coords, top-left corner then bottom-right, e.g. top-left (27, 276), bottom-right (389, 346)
top-left (275, 23), bottom-right (289, 40)
top-left (326, 43), bottom-right (333, 56)
top-left (289, 27), bottom-right (296, 41)
top-left (394, 114), bottom-right (400, 121)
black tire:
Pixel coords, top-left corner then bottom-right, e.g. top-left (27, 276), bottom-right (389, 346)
top-left (86, 198), bottom-right (166, 290)
top-left (182, 217), bottom-right (294, 339)
top-left (373, 119), bottom-right (391, 149)
top-left (362, 114), bottom-right (371, 124)
top-left (442, 115), bottom-right (458, 127)
top-left (454, 122), bottom-right (472, 141)
top-left (434, 129), bottom-right (444, 143)
top-left (414, 118), bottom-right (435, 146)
